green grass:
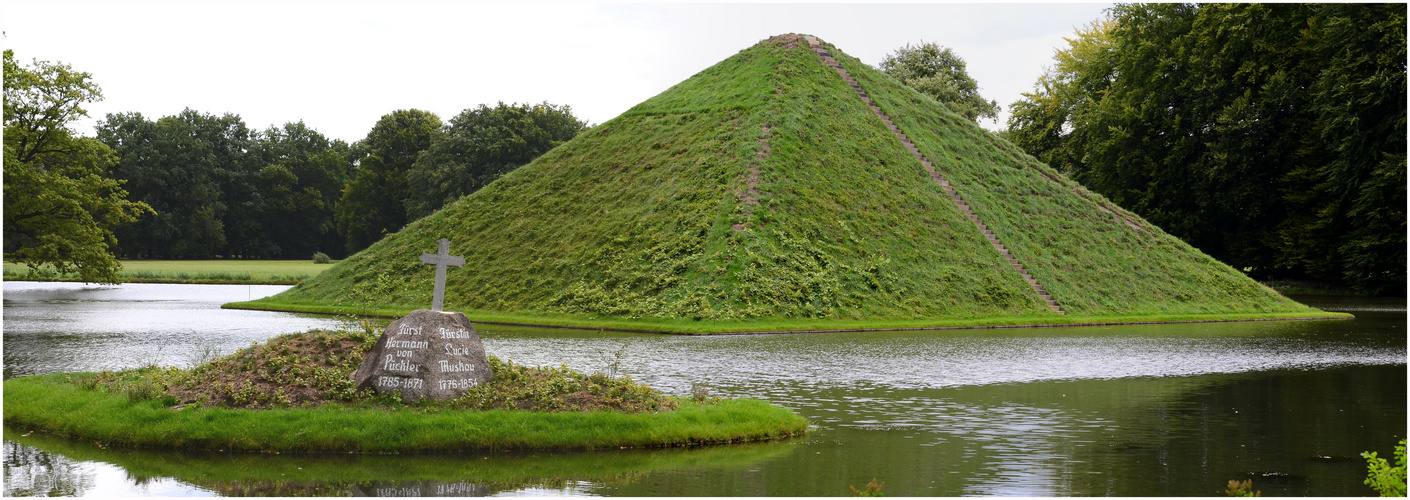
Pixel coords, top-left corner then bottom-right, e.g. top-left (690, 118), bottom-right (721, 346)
top-left (236, 34), bottom-right (1336, 333)
top-left (225, 299), bottom-right (1348, 334)
top-left (3, 260), bottom-right (334, 285)
top-left (4, 373), bottom-right (806, 453)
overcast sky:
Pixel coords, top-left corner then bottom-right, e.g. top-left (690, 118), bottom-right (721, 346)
top-left (2, 2), bottom-right (1112, 144)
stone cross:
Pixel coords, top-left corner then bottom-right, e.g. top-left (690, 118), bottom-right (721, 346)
top-left (418, 238), bottom-right (465, 311)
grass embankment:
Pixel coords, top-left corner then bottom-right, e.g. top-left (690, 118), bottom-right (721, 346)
top-left (3, 329), bottom-right (806, 452)
top-left (3, 260), bottom-right (333, 285)
top-left (234, 34), bottom-right (1342, 333)
top-left (226, 299), bottom-right (1347, 334)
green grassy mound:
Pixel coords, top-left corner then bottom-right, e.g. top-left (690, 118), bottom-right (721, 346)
top-left (3, 330), bottom-right (807, 452)
top-left (233, 34), bottom-right (1336, 332)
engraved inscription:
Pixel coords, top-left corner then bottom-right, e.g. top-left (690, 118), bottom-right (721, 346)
top-left (352, 309), bottom-right (492, 400)
top-left (386, 339), bottom-right (428, 349)
top-left (376, 376), bottom-right (423, 389)
top-left (439, 327), bottom-right (472, 339)
top-left (437, 359), bottom-right (476, 372)
top-left (438, 379), bottom-right (478, 390)
top-left (382, 357), bottom-right (420, 373)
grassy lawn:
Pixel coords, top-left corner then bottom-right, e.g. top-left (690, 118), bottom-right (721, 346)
top-left (4, 374), bottom-right (805, 452)
top-left (3, 260), bottom-right (336, 285)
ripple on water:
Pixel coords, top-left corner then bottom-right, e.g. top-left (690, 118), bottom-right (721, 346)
top-left (2, 283), bottom-right (1405, 496)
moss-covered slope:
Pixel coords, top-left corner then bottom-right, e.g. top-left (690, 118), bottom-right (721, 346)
top-left (236, 34), bottom-right (1331, 331)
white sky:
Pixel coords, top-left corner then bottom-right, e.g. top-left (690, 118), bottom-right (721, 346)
top-left (2, 2), bottom-right (1111, 144)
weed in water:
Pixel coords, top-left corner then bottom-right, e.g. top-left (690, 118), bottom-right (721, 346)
top-left (690, 381), bottom-right (717, 403)
top-left (1362, 439), bottom-right (1407, 497)
top-left (598, 336), bottom-right (633, 381)
top-left (1224, 479), bottom-right (1260, 497)
top-left (850, 478), bottom-right (885, 497)
top-left (184, 335), bottom-right (224, 368)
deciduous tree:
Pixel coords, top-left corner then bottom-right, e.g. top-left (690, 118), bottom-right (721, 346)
top-left (257, 121), bottom-right (353, 258)
top-left (3, 50), bottom-right (152, 283)
top-left (404, 101), bottom-right (587, 220)
top-left (336, 109), bottom-right (442, 254)
top-left (98, 110), bottom-right (259, 258)
top-left (879, 42), bottom-right (999, 123)
top-left (1006, 4), bottom-right (1405, 293)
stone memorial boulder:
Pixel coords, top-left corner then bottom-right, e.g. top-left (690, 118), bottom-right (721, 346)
top-left (352, 309), bottom-right (492, 400)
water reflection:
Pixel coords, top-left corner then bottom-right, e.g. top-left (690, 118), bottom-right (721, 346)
top-left (2, 282), bottom-right (1404, 496)
top-left (11, 364), bottom-right (1396, 496)
top-left (2, 425), bottom-right (793, 496)
top-left (474, 311), bottom-right (1403, 403)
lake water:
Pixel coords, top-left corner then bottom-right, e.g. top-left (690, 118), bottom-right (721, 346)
top-left (3, 281), bottom-right (1405, 496)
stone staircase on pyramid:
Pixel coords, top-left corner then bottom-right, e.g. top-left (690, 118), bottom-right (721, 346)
top-left (803, 36), bottom-right (1064, 314)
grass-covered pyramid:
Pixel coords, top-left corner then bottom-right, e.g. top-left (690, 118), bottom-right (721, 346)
top-left (232, 34), bottom-right (1341, 333)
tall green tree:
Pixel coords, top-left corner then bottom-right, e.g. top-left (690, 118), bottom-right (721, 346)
top-left (97, 109), bottom-right (260, 258)
top-left (256, 121), bottom-right (354, 258)
top-left (404, 101), bottom-right (587, 220)
top-left (1007, 3), bottom-right (1405, 293)
top-left (879, 42), bottom-right (999, 123)
top-left (3, 50), bottom-right (152, 283)
top-left (1004, 19), bottom-right (1116, 176)
top-left (336, 109), bottom-right (442, 254)
top-left (1296, 4), bottom-right (1406, 293)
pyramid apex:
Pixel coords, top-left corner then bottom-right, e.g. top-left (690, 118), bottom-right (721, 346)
top-left (756, 33), bottom-right (817, 49)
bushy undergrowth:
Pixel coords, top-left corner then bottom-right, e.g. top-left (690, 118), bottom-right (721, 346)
top-left (448, 357), bottom-right (676, 413)
top-left (78, 329), bottom-right (678, 414)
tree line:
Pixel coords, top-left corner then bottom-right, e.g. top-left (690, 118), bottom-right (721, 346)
top-left (1003, 3), bottom-right (1405, 294)
top-left (4, 49), bottom-right (587, 281)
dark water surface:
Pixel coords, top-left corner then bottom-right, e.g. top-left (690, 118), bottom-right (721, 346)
top-left (3, 282), bottom-right (1404, 496)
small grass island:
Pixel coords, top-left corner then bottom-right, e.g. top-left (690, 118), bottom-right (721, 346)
top-left (3, 328), bottom-right (807, 453)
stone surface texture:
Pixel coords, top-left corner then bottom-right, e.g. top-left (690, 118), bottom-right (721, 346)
top-left (352, 309), bottom-right (492, 400)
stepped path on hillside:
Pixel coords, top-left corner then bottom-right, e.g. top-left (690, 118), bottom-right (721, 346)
top-left (231, 34), bottom-right (1339, 332)
top-left (803, 36), bottom-right (1064, 314)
